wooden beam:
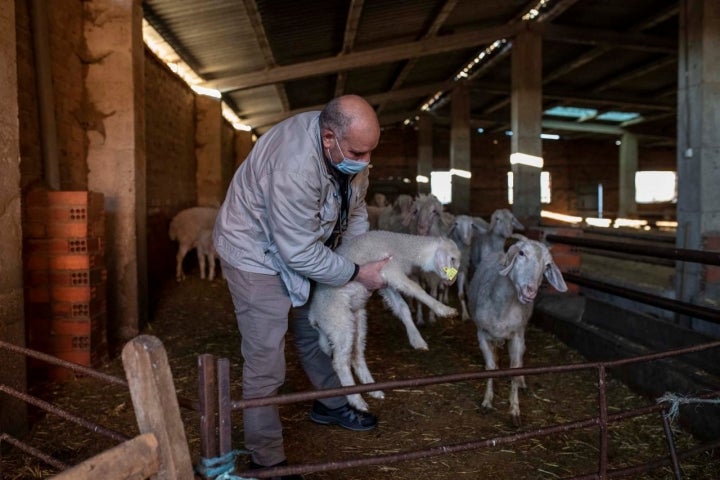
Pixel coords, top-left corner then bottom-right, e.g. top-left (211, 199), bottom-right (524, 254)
top-left (335, 0), bottom-right (365, 97)
top-left (122, 335), bottom-right (194, 480)
top-left (531, 23), bottom-right (676, 53)
top-left (52, 433), bottom-right (160, 480)
top-left (204, 23), bottom-right (519, 92)
top-left (241, 0), bottom-right (289, 111)
top-left (246, 82), bottom-right (447, 128)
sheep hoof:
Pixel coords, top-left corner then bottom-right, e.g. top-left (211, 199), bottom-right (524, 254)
top-left (436, 306), bottom-right (457, 318)
top-left (511, 413), bottom-right (522, 428)
top-left (369, 390), bottom-right (385, 400)
top-left (480, 401), bottom-right (494, 413)
top-left (409, 337), bottom-right (428, 350)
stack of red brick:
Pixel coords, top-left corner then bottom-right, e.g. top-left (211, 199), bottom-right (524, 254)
top-left (24, 191), bottom-right (108, 381)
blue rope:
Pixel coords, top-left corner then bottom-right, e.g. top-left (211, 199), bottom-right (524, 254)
top-left (657, 392), bottom-right (720, 423)
top-left (195, 449), bottom-right (257, 480)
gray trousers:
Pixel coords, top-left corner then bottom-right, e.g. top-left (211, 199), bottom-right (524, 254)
top-left (221, 261), bottom-right (345, 466)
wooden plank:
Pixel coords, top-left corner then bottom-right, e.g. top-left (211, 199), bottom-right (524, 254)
top-left (198, 353), bottom-right (218, 459)
top-left (52, 433), bottom-right (159, 480)
top-left (217, 358), bottom-right (232, 455)
top-left (121, 335), bottom-right (194, 480)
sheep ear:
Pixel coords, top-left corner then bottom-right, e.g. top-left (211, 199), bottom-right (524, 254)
top-left (545, 262), bottom-right (568, 292)
top-left (512, 216), bottom-right (525, 231)
top-left (499, 245), bottom-right (519, 276)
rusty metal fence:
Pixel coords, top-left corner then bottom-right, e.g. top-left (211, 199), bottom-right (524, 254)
top-left (196, 340), bottom-right (720, 479)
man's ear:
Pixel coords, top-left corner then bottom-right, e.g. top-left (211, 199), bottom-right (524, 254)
top-left (320, 128), bottom-right (335, 150)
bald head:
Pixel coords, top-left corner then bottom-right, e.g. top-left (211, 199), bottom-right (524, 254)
top-left (320, 95), bottom-right (380, 139)
top-left (320, 95), bottom-right (381, 165)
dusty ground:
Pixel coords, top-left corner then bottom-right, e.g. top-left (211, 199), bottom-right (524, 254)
top-left (2, 270), bottom-right (719, 479)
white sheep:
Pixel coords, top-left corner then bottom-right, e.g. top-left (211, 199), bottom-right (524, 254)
top-left (168, 206), bottom-right (218, 281)
top-left (195, 228), bottom-right (220, 281)
top-left (470, 208), bottom-right (525, 267)
top-left (308, 230), bottom-right (461, 412)
top-left (448, 215), bottom-right (489, 321)
top-left (468, 236), bottom-right (567, 426)
top-left (377, 194), bottom-right (415, 233)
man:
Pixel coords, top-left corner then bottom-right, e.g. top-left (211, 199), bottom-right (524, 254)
top-left (214, 95), bottom-right (389, 479)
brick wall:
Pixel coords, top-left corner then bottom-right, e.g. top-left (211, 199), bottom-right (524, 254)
top-left (144, 52), bottom-right (197, 300)
top-left (369, 126), bottom-right (676, 220)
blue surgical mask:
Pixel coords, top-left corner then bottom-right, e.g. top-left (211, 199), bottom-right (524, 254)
top-left (330, 137), bottom-right (369, 175)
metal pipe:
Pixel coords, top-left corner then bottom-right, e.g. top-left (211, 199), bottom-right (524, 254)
top-left (29, 0), bottom-right (60, 190)
top-left (562, 272), bottom-right (720, 324)
top-left (545, 234), bottom-right (720, 265)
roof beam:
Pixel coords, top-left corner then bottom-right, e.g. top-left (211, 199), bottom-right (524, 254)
top-left (376, 0), bottom-right (459, 114)
top-left (241, 0), bottom-right (290, 111)
top-left (335, 0), bottom-right (365, 97)
top-left (245, 82), bottom-right (448, 128)
top-left (204, 23), bottom-right (520, 92)
top-left (531, 23), bottom-right (676, 53)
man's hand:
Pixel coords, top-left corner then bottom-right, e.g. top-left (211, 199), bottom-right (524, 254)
top-left (354, 257), bottom-right (391, 291)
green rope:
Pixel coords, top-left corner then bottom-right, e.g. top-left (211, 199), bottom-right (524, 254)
top-left (656, 392), bottom-right (720, 423)
top-left (195, 449), bottom-right (257, 479)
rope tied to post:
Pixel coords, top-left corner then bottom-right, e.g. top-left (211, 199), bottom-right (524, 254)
top-left (195, 449), bottom-right (257, 480)
top-left (656, 392), bottom-right (720, 423)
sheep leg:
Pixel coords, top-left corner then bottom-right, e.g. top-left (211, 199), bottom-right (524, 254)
top-left (352, 309), bottom-right (384, 400)
top-left (415, 298), bottom-right (425, 326)
top-left (477, 330), bottom-right (496, 411)
top-left (379, 287), bottom-right (428, 350)
top-left (325, 312), bottom-right (369, 412)
top-left (175, 244), bottom-right (190, 281)
top-left (197, 250), bottom-right (207, 280)
top-left (385, 270), bottom-right (457, 320)
top-left (427, 279), bottom-right (439, 324)
top-left (508, 332), bottom-right (526, 427)
top-left (207, 252), bottom-right (216, 281)
top-left (457, 271), bottom-right (471, 322)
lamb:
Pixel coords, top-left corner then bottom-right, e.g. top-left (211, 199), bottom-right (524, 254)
top-left (308, 230), bottom-right (461, 412)
top-left (468, 235), bottom-right (567, 426)
top-left (168, 206), bottom-right (218, 281)
top-left (448, 215), bottom-right (489, 321)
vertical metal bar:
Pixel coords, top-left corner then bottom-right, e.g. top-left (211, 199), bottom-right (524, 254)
top-left (661, 411), bottom-right (683, 479)
top-left (198, 353), bottom-right (218, 461)
top-left (217, 358), bottom-right (233, 455)
top-left (597, 366), bottom-right (608, 480)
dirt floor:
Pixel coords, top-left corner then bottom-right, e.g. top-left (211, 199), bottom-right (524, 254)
top-left (3, 270), bottom-right (720, 479)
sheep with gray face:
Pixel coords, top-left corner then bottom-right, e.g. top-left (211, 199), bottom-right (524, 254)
top-left (468, 236), bottom-right (567, 426)
top-left (168, 206), bottom-right (218, 281)
top-left (469, 208), bottom-right (524, 267)
top-left (309, 230), bottom-right (461, 412)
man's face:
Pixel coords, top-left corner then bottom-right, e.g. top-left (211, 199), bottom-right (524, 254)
top-left (323, 124), bottom-right (379, 165)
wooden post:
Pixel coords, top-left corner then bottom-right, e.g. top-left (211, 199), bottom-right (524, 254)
top-left (121, 335), bottom-right (194, 479)
top-left (51, 433), bottom-right (160, 480)
top-left (217, 358), bottom-right (232, 455)
top-left (198, 353), bottom-right (218, 460)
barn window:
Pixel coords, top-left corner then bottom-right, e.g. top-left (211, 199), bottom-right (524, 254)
top-left (635, 171), bottom-right (677, 203)
top-left (507, 171), bottom-right (551, 205)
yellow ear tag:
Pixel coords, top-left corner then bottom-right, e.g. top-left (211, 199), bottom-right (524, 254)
top-left (443, 266), bottom-right (458, 281)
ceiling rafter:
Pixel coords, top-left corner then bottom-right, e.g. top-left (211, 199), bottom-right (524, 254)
top-left (240, 0), bottom-right (290, 112)
top-left (335, 0), bottom-right (365, 97)
top-left (375, 0), bottom-right (459, 115)
top-left (205, 23), bottom-right (519, 92)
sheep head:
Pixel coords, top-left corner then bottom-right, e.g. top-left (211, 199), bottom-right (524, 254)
top-left (499, 239), bottom-right (568, 304)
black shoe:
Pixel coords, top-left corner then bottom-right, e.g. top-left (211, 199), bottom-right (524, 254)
top-left (309, 400), bottom-right (378, 431)
top-left (248, 459), bottom-right (304, 480)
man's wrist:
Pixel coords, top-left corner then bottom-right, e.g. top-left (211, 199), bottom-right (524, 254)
top-left (349, 263), bottom-right (360, 281)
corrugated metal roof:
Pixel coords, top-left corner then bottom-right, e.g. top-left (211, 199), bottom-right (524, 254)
top-left (144, 0), bottom-right (679, 142)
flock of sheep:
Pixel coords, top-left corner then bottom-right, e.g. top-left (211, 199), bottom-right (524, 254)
top-left (168, 192), bottom-right (567, 426)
